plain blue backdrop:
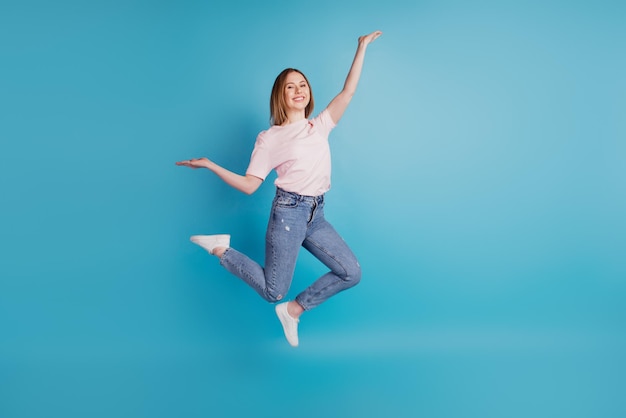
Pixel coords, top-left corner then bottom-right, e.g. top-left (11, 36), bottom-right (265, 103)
top-left (1, 0), bottom-right (625, 417)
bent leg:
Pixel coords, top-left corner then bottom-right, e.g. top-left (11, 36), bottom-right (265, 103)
top-left (219, 248), bottom-right (272, 300)
top-left (296, 219), bottom-right (361, 310)
top-left (220, 199), bottom-right (308, 303)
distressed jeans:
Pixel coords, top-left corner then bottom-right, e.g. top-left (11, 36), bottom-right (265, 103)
top-left (219, 188), bottom-right (361, 310)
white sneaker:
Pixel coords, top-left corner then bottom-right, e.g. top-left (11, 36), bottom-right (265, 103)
top-left (275, 302), bottom-right (299, 347)
top-left (190, 234), bottom-right (230, 255)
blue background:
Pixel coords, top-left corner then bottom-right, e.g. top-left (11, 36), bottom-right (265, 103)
top-left (1, 0), bottom-right (625, 417)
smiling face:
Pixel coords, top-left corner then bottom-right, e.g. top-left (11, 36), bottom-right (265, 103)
top-left (269, 68), bottom-right (315, 126)
top-left (283, 71), bottom-right (310, 113)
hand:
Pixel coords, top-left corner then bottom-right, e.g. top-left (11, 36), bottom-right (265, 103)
top-left (358, 30), bottom-right (382, 46)
top-left (175, 157), bottom-right (211, 169)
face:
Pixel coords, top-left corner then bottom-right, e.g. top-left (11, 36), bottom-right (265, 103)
top-left (283, 71), bottom-right (310, 112)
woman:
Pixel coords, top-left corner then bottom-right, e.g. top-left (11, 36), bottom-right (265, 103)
top-left (176, 31), bottom-right (382, 347)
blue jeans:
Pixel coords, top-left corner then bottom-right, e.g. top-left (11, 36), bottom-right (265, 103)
top-left (219, 188), bottom-right (361, 310)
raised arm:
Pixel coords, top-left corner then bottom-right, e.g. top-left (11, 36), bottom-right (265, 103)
top-left (327, 30), bottom-right (382, 124)
top-left (176, 158), bottom-right (263, 195)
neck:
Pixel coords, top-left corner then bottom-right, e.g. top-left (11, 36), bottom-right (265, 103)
top-left (283, 109), bottom-right (306, 125)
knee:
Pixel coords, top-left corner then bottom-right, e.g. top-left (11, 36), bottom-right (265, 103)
top-left (266, 294), bottom-right (282, 303)
top-left (265, 288), bottom-right (288, 303)
top-left (342, 260), bottom-right (362, 287)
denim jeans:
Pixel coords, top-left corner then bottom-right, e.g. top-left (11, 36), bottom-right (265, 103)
top-left (219, 188), bottom-right (361, 310)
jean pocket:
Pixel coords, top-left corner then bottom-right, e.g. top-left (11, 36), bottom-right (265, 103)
top-left (274, 194), bottom-right (298, 208)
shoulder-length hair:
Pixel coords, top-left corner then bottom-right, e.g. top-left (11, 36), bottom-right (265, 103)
top-left (270, 68), bottom-right (314, 126)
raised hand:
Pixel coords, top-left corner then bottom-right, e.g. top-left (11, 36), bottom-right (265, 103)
top-left (358, 30), bottom-right (383, 46)
top-left (327, 30), bottom-right (383, 124)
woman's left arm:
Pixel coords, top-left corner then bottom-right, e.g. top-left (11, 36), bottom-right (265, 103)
top-left (327, 30), bottom-right (382, 124)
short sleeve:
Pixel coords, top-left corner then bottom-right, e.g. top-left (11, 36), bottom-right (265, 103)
top-left (312, 109), bottom-right (337, 136)
top-left (245, 132), bottom-right (273, 180)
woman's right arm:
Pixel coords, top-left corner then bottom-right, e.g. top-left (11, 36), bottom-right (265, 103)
top-left (176, 158), bottom-right (263, 195)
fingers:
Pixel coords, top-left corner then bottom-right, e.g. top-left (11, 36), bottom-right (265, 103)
top-left (359, 30), bottom-right (382, 45)
top-left (175, 158), bottom-right (199, 167)
top-left (368, 30), bottom-right (382, 42)
top-left (176, 157), bottom-right (211, 170)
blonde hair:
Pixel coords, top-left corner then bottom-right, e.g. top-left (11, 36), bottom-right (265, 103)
top-left (270, 68), bottom-right (314, 126)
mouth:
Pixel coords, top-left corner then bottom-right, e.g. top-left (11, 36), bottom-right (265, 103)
top-left (293, 95), bottom-right (306, 102)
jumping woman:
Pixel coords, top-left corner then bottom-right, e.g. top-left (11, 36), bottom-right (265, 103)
top-left (176, 30), bottom-right (382, 347)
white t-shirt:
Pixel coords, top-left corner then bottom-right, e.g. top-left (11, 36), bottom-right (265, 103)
top-left (246, 109), bottom-right (336, 196)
